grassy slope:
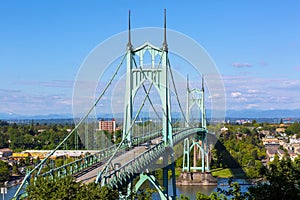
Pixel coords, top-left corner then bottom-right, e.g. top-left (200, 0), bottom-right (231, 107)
top-left (210, 167), bottom-right (247, 178)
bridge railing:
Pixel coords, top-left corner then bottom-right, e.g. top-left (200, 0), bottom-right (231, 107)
top-left (40, 144), bottom-right (119, 178)
top-left (101, 127), bottom-right (206, 188)
top-left (40, 129), bottom-right (164, 180)
top-left (132, 130), bottom-right (162, 146)
top-left (102, 141), bottom-right (166, 188)
top-left (173, 127), bottom-right (207, 144)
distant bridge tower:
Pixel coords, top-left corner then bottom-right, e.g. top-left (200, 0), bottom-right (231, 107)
top-left (185, 76), bottom-right (206, 129)
top-left (182, 76), bottom-right (210, 173)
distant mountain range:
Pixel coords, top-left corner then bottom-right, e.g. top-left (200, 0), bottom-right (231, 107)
top-left (225, 109), bottom-right (300, 118)
top-left (0, 113), bottom-right (72, 120)
top-left (0, 109), bottom-right (299, 120)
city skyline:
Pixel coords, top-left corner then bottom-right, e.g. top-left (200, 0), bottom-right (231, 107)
top-left (0, 1), bottom-right (299, 116)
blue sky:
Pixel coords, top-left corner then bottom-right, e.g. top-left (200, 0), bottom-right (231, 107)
top-left (0, 1), bottom-right (299, 116)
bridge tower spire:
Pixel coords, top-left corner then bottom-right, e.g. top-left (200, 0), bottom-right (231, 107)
top-left (163, 8), bottom-right (168, 51)
top-left (127, 10), bottom-right (132, 50)
top-left (123, 10), bottom-right (134, 146)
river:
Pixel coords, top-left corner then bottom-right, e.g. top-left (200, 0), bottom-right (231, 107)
top-left (6, 178), bottom-right (251, 200)
top-left (3, 185), bottom-right (21, 200)
top-left (175, 178), bottom-right (251, 199)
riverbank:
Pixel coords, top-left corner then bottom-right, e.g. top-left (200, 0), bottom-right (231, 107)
top-left (1, 176), bottom-right (24, 188)
top-left (210, 167), bottom-right (248, 179)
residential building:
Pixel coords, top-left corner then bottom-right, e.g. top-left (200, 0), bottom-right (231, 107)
top-left (266, 147), bottom-right (277, 162)
top-left (98, 119), bottom-right (116, 133)
top-left (0, 148), bottom-right (12, 158)
top-left (277, 149), bottom-right (285, 160)
top-left (262, 137), bottom-right (280, 145)
top-left (275, 127), bottom-right (285, 133)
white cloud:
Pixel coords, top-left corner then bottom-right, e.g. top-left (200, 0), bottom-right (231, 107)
top-left (247, 89), bottom-right (259, 93)
top-left (208, 93), bottom-right (221, 99)
top-left (232, 62), bottom-right (252, 68)
top-left (0, 89), bottom-right (72, 115)
top-left (15, 80), bottom-right (75, 88)
top-left (245, 104), bottom-right (258, 109)
top-left (236, 97), bottom-right (248, 102)
top-left (231, 92), bottom-right (242, 98)
top-left (222, 75), bottom-right (300, 110)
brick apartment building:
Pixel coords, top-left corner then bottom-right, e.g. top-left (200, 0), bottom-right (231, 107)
top-left (98, 119), bottom-right (116, 133)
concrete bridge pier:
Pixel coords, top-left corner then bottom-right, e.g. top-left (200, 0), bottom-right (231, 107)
top-left (162, 147), bottom-right (177, 200)
top-left (176, 171), bottom-right (217, 186)
top-left (177, 137), bottom-right (217, 186)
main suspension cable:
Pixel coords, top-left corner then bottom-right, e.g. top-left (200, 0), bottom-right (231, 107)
top-left (97, 50), bottom-right (167, 182)
top-left (14, 52), bottom-right (128, 198)
top-left (167, 58), bottom-right (190, 127)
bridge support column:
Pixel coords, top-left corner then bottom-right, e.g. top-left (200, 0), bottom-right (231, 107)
top-left (182, 138), bottom-right (190, 172)
top-left (162, 159), bottom-right (176, 199)
top-left (193, 143), bottom-right (197, 172)
top-left (123, 45), bottom-right (133, 147)
top-left (201, 140), bottom-right (205, 172)
top-left (177, 131), bottom-right (217, 186)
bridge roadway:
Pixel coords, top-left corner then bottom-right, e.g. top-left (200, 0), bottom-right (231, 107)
top-left (75, 140), bottom-right (158, 184)
top-left (75, 128), bottom-right (205, 185)
top-left (74, 128), bottom-right (205, 185)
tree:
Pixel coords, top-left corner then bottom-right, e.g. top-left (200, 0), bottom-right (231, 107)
top-left (55, 158), bottom-right (64, 168)
top-left (12, 164), bottom-right (20, 175)
top-left (210, 147), bottom-right (220, 169)
top-left (0, 160), bottom-right (10, 183)
top-left (81, 184), bottom-right (119, 200)
top-left (132, 188), bottom-right (157, 200)
top-left (196, 192), bottom-right (210, 200)
top-left (26, 176), bottom-right (119, 200)
top-left (285, 122), bottom-right (300, 137)
top-left (248, 158), bottom-right (300, 200)
top-left (216, 178), bottom-right (249, 200)
top-left (180, 194), bottom-right (190, 200)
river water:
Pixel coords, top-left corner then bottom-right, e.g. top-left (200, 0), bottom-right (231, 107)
top-left (175, 178), bottom-right (251, 199)
top-left (3, 185), bottom-right (21, 200)
top-left (6, 178), bottom-right (250, 200)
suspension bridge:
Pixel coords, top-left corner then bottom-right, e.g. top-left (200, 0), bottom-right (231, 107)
top-left (13, 10), bottom-right (214, 200)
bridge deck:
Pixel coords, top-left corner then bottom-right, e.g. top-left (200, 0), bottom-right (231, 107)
top-left (75, 143), bottom-right (152, 183)
top-left (76, 128), bottom-right (206, 184)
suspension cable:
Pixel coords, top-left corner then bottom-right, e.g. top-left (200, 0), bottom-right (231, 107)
top-left (14, 52), bottom-right (128, 198)
top-left (132, 57), bottom-right (162, 121)
top-left (167, 58), bottom-right (190, 127)
top-left (97, 50), bottom-right (167, 182)
top-left (131, 52), bottom-right (173, 127)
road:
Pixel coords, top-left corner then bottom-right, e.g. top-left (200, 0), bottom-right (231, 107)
top-left (75, 144), bottom-right (148, 184)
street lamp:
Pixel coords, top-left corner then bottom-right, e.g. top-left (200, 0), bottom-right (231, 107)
top-left (1, 187), bottom-right (7, 200)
